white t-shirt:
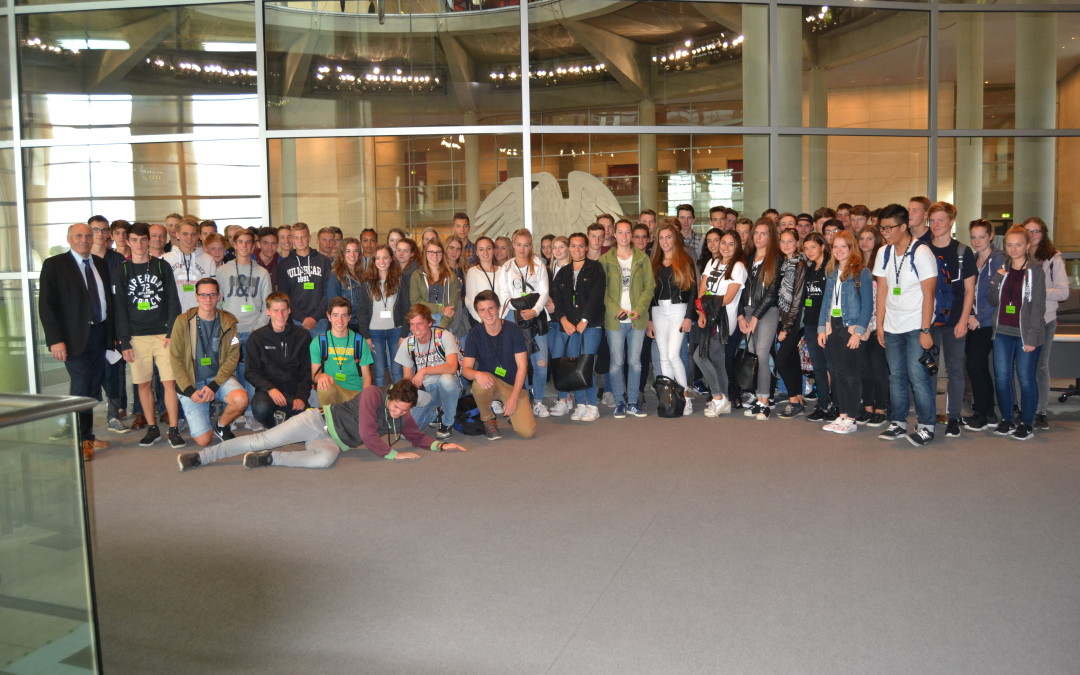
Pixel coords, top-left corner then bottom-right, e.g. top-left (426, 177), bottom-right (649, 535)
top-left (701, 259), bottom-right (747, 335)
top-left (394, 328), bottom-right (460, 372)
top-left (618, 255), bottom-right (633, 321)
top-left (163, 248), bottom-right (217, 312)
top-left (872, 240), bottom-right (938, 334)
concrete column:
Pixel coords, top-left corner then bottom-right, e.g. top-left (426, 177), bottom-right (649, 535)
top-left (278, 139), bottom-right (298, 225)
top-left (807, 67), bottom-right (828, 211)
top-left (464, 111), bottom-right (481, 218)
top-left (638, 99), bottom-right (658, 212)
top-left (954, 13), bottom-right (985, 243)
top-left (741, 4), bottom-right (769, 215)
top-left (1013, 11), bottom-right (1056, 228)
top-left (776, 6), bottom-right (802, 210)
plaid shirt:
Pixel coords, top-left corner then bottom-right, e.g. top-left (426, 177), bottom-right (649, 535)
top-left (461, 237), bottom-right (478, 266)
top-left (683, 230), bottom-right (704, 261)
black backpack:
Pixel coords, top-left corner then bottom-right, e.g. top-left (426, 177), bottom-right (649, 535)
top-left (453, 394), bottom-right (485, 435)
top-left (654, 376), bottom-right (686, 418)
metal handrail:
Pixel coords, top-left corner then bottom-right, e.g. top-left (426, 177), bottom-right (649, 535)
top-left (0, 395), bottom-right (97, 429)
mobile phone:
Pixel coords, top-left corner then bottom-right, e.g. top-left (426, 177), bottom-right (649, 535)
top-left (617, 310), bottom-right (628, 320)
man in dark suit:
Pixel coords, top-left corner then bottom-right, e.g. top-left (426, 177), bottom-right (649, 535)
top-left (39, 223), bottom-right (115, 461)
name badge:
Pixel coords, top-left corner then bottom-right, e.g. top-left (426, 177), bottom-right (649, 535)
top-left (379, 309), bottom-right (393, 319)
top-left (137, 301), bottom-right (151, 310)
top-left (831, 308), bottom-right (841, 317)
top-left (494, 366), bottom-right (507, 377)
top-left (303, 282), bottom-right (315, 290)
top-left (241, 304), bottom-right (254, 313)
top-left (334, 371), bottom-right (347, 381)
top-left (804, 298), bottom-right (813, 307)
top-left (1005, 304), bottom-right (1016, 314)
top-left (199, 357), bottom-right (212, 366)
top-left (183, 283), bottom-right (195, 292)
top-left (892, 287), bottom-right (902, 296)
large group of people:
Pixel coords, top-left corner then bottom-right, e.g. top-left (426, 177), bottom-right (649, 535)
top-left (39, 200), bottom-right (1070, 468)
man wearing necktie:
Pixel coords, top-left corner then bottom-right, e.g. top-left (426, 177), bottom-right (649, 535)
top-left (39, 223), bottom-right (115, 461)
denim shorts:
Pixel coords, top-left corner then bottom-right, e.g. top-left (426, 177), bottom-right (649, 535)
top-left (179, 377), bottom-right (245, 438)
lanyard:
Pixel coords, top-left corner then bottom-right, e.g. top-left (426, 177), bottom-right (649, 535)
top-left (422, 273), bottom-right (445, 304)
top-left (237, 261), bottom-right (254, 297)
top-left (383, 402), bottom-right (400, 450)
top-left (328, 332), bottom-right (349, 368)
top-left (832, 272), bottom-right (843, 308)
top-left (196, 316), bottom-right (216, 362)
top-left (182, 252), bottom-right (193, 281)
top-left (380, 279), bottom-right (390, 311)
top-left (892, 241), bottom-right (915, 288)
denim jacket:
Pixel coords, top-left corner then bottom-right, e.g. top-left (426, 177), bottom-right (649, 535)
top-left (818, 267), bottom-right (874, 336)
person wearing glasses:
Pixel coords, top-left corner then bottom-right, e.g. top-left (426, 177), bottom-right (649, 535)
top-left (168, 277), bottom-right (248, 448)
top-left (1022, 217), bottom-right (1070, 431)
top-left (410, 238), bottom-right (461, 331)
top-left (177, 379), bottom-right (466, 471)
top-left (873, 204), bottom-right (939, 447)
top-left (88, 215), bottom-right (130, 433)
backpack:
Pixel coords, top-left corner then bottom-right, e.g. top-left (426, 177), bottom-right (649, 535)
top-left (406, 327), bottom-right (461, 374)
top-left (319, 332), bottom-right (365, 367)
top-left (453, 394), bottom-right (485, 435)
top-left (653, 376), bottom-right (686, 418)
top-left (881, 240), bottom-right (968, 326)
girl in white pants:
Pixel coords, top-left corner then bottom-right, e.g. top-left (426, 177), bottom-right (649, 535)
top-left (647, 220), bottom-right (699, 415)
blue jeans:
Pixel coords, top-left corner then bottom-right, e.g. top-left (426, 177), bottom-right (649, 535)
top-left (549, 326), bottom-right (602, 406)
top-left (993, 333), bottom-right (1040, 426)
top-left (410, 373), bottom-right (462, 429)
top-left (294, 318), bottom-right (328, 339)
top-left (607, 323), bottom-right (645, 405)
top-left (529, 333), bottom-right (550, 403)
top-left (884, 330), bottom-right (936, 428)
top-left (369, 327), bottom-right (403, 386)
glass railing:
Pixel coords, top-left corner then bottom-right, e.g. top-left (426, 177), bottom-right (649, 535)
top-left (0, 394), bottom-right (101, 674)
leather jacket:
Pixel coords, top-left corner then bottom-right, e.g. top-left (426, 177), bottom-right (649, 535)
top-left (738, 255), bottom-right (782, 319)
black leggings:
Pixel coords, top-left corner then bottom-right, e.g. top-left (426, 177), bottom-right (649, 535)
top-left (826, 318), bottom-right (864, 419)
top-left (775, 327), bottom-right (803, 401)
top-left (965, 325), bottom-right (995, 417)
top-left (859, 336), bottom-right (890, 411)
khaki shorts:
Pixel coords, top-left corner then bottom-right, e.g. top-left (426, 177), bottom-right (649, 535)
top-left (130, 335), bottom-right (175, 384)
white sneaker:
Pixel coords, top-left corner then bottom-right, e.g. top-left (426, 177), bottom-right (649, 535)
top-left (704, 399), bottom-right (720, 418)
top-left (834, 418), bottom-right (858, 434)
top-left (580, 405), bottom-right (600, 422)
top-left (550, 399), bottom-right (572, 417)
top-left (601, 392), bottom-right (616, 408)
top-left (683, 398), bottom-right (693, 416)
top-left (491, 400), bottom-right (504, 415)
top-left (570, 404), bottom-right (586, 421)
top-left (532, 401), bottom-right (550, 418)
top-left (245, 416), bottom-right (264, 432)
top-left (714, 397), bottom-right (732, 415)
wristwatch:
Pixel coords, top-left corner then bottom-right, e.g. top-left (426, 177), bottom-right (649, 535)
top-left (920, 328), bottom-right (931, 334)
top-left (581, 318), bottom-right (589, 324)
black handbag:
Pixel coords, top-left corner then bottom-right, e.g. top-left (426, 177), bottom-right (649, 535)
top-left (553, 331), bottom-right (594, 392)
top-left (733, 331), bottom-right (759, 393)
top-left (509, 290), bottom-right (550, 337)
top-left (653, 375), bottom-right (686, 418)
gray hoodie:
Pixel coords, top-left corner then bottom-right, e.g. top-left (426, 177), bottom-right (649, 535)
top-left (987, 256), bottom-right (1046, 348)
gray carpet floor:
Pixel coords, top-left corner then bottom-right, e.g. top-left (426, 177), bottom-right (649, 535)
top-left (85, 394), bottom-right (1080, 674)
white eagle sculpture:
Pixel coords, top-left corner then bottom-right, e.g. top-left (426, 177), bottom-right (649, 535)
top-left (473, 171), bottom-right (625, 240)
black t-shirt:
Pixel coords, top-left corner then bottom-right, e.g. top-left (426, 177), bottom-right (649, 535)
top-left (802, 260), bottom-right (828, 328)
top-left (928, 239), bottom-right (976, 327)
top-left (463, 321), bottom-right (528, 385)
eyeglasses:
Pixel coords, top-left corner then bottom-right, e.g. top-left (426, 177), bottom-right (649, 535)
top-left (91, 228), bottom-right (109, 234)
top-left (1025, 229), bottom-right (1041, 235)
top-left (196, 293), bottom-right (219, 299)
top-left (426, 250), bottom-right (443, 256)
top-left (879, 224), bottom-right (901, 232)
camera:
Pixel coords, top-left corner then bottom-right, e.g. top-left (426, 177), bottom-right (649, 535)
top-left (918, 347), bottom-right (939, 376)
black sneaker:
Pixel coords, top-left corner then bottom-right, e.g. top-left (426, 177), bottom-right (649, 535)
top-left (866, 412), bottom-right (887, 427)
top-left (168, 426), bottom-right (186, 449)
top-left (1033, 413), bottom-right (1049, 431)
top-left (962, 413), bottom-right (990, 432)
top-left (138, 425), bottom-right (161, 447)
top-left (1011, 423), bottom-right (1035, 441)
top-left (945, 418), bottom-right (962, 438)
top-left (823, 405), bottom-right (839, 422)
top-left (213, 424), bottom-right (235, 442)
top-left (778, 402), bottom-right (805, 419)
top-left (436, 424), bottom-right (452, 441)
top-left (484, 419), bottom-right (501, 440)
top-left (907, 427), bottom-right (935, 447)
top-left (177, 452), bottom-right (201, 472)
top-left (855, 410), bottom-right (872, 425)
top-left (993, 420), bottom-right (1014, 436)
top-left (879, 423), bottom-right (907, 440)
top-left (806, 407), bottom-right (829, 422)
top-left (243, 450), bottom-right (272, 468)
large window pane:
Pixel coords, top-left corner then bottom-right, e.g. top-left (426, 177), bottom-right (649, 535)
top-left (0, 148), bottom-right (17, 272)
top-left (0, 280), bottom-right (29, 394)
top-left (778, 135), bottom-right (929, 213)
top-left (1, 22), bottom-right (11, 139)
top-left (25, 139), bottom-right (263, 271)
top-left (18, 4), bottom-right (257, 140)
top-left (938, 136), bottom-right (1080, 253)
top-left (784, 6), bottom-right (930, 129)
top-left (269, 134), bottom-right (523, 238)
top-left (265, 3), bottom-right (521, 130)
top-left (938, 12), bottom-right (1080, 131)
top-left (528, 2), bottom-right (766, 127)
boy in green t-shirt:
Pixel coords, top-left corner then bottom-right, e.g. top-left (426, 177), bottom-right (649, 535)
top-left (310, 297), bottom-right (373, 406)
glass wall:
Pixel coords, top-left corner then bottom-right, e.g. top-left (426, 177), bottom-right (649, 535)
top-left (2, 0), bottom-right (1079, 392)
